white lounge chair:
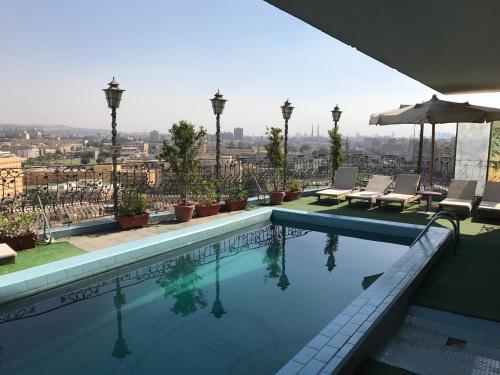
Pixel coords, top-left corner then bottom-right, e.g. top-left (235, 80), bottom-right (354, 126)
top-left (439, 179), bottom-right (477, 217)
top-left (376, 174), bottom-right (421, 211)
top-left (316, 167), bottom-right (358, 203)
top-left (477, 181), bottom-right (500, 218)
top-left (347, 175), bottom-right (393, 207)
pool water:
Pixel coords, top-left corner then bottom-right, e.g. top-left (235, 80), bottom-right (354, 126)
top-left (0, 221), bottom-right (408, 375)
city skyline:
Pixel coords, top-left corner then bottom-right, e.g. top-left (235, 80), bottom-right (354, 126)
top-left (2, 0), bottom-right (500, 138)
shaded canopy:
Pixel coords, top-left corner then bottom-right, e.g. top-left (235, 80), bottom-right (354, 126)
top-left (264, 0), bottom-right (500, 94)
top-left (370, 95), bottom-right (500, 125)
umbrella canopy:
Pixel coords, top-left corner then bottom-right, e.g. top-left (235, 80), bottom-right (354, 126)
top-left (369, 95), bottom-right (500, 188)
top-left (370, 95), bottom-right (500, 125)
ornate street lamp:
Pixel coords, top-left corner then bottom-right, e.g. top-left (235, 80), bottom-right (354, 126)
top-left (103, 77), bottom-right (125, 214)
top-left (331, 104), bottom-right (342, 131)
top-left (330, 104), bottom-right (343, 184)
top-left (281, 99), bottom-right (294, 187)
top-left (210, 90), bottom-right (227, 193)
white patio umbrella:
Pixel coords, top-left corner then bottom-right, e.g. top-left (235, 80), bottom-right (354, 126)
top-left (369, 95), bottom-right (500, 187)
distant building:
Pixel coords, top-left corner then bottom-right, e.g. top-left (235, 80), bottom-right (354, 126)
top-left (16, 146), bottom-right (39, 160)
top-left (234, 127), bottom-right (244, 140)
top-left (0, 155), bottom-right (23, 196)
top-left (149, 130), bottom-right (160, 142)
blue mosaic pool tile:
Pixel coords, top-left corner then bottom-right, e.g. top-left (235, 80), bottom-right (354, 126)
top-left (332, 314), bottom-right (351, 327)
top-left (307, 334), bottom-right (330, 350)
top-left (293, 346), bottom-right (319, 364)
top-left (314, 345), bottom-right (339, 363)
top-left (328, 334), bottom-right (350, 349)
top-left (298, 359), bottom-right (324, 375)
top-left (342, 305), bottom-right (360, 317)
top-left (350, 313), bottom-right (369, 325)
top-left (321, 355), bottom-right (343, 374)
top-left (339, 323), bottom-right (359, 336)
top-left (276, 360), bottom-right (304, 375)
top-left (336, 343), bottom-right (355, 359)
top-left (320, 323), bottom-right (342, 337)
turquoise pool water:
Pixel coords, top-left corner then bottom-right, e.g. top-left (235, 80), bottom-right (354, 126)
top-left (0, 221), bottom-right (409, 375)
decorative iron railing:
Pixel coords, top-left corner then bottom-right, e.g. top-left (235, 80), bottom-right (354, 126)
top-left (0, 153), bottom-right (469, 228)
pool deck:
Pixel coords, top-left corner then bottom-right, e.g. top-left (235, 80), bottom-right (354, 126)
top-left (60, 210), bottom-right (243, 252)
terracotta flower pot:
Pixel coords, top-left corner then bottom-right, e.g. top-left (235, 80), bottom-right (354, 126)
top-left (285, 190), bottom-right (302, 201)
top-left (174, 203), bottom-right (195, 222)
top-left (269, 191), bottom-right (285, 205)
top-left (4, 232), bottom-right (37, 251)
top-left (195, 203), bottom-right (220, 217)
top-left (116, 213), bottom-right (150, 230)
top-left (225, 198), bottom-right (248, 211)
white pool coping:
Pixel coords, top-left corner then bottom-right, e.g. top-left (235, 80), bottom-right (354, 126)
top-left (0, 207), bottom-right (451, 374)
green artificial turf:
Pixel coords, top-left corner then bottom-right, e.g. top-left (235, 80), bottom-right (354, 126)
top-left (0, 241), bottom-right (86, 275)
top-left (283, 196), bottom-right (500, 322)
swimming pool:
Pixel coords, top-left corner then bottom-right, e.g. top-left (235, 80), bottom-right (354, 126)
top-left (0, 219), bottom-right (410, 375)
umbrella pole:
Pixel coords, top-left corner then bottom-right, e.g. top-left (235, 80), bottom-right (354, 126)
top-left (430, 123), bottom-right (436, 188)
top-left (417, 123), bottom-right (424, 174)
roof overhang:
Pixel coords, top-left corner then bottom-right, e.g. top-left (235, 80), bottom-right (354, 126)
top-left (264, 0), bottom-right (500, 94)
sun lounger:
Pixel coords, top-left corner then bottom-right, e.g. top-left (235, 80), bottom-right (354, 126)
top-left (439, 179), bottom-right (477, 216)
top-left (347, 175), bottom-right (393, 207)
top-left (316, 167), bottom-right (358, 203)
top-left (376, 174), bottom-right (421, 211)
top-left (477, 181), bottom-right (500, 218)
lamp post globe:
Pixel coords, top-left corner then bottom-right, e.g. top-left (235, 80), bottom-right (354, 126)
top-left (281, 99), bottom-right (294, 188)
top-left (103, 77), bottom-right (125, 215)
top-left (331, 104), bottom-right (342, 130)
top-left (210, 90), bottom-right (227, 199)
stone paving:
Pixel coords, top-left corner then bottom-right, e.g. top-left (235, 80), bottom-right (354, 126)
top-left (60, 211), bottom-right (241, 252)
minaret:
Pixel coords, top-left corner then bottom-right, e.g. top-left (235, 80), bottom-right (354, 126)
top-left (317, 124), bottom-right (319, 138)
top-left (311, 125), bottom-right (314, 138)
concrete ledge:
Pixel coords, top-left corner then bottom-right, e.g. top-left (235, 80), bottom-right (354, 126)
top-left (271, 208), bottom-right (424, 239)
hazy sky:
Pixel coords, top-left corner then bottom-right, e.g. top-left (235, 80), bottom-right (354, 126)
top-left (2, 0), bottom-right (500, 137)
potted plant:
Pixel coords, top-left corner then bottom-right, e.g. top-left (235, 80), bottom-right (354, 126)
top-left (225, 186), bottom-right (248, 211)
top-left (160, 120), bottom-right (207, 222)
top-left (194, 179), bottom-right (220, 217)
top-left (116, 189), bottom-right (150, 230)
top-left (285, 178), bottom-right (303, 201)
top-left (266, 127), bottom-right (285, 205)
top-left (2, 212), bottom-right (38, 251)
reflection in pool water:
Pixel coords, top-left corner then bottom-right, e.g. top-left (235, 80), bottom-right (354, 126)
top-left (0, 222), bottom-right (408, 375)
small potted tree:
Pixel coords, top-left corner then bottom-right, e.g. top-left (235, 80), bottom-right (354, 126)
top-left (194, 179), bottom-right (220, 217)
top-left (266, 127), bottom-right (285, 205)
top-left (2, 212), bottom-right (38, 251)
top-left (116, 188), bottom-right (149, 230)
top-left (285, 178), bottom-right (303, 201)
top-left (160, 120), bottom-right (207, 222)
top-left (225, 186), bottom-right (248, 211)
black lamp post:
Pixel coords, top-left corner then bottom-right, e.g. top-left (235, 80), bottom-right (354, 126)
top-left (210, 90), bottom-right (227, 195)
top-left (281, 99), bottom-right (294, 187)
top-left (330, 105), bottom-right (342, 184)
top-left (103, 77), bottom-right (125, 215)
